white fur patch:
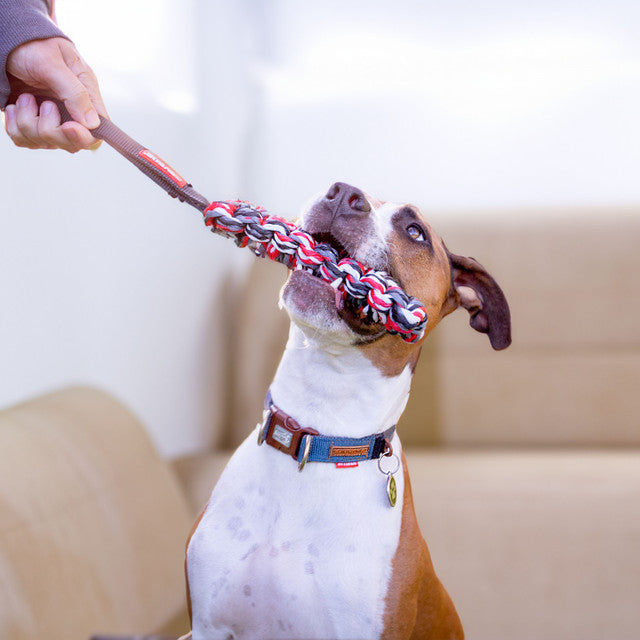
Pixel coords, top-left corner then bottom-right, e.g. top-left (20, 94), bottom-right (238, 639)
top-left (187, 327), bottom-right (412, 640)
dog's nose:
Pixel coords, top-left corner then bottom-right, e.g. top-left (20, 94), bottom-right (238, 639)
top-left (324, 182), bottom-right (371, 216)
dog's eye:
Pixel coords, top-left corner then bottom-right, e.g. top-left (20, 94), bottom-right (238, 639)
top-left (407, 224), bottom-right (426, 242)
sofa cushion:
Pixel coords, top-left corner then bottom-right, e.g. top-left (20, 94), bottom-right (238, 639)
top-left (401, 211), bottom-right (640, 447)
top-left (172, 447), bottom-right (640, 640)
top-left (0, 387), bottom-right (192, 640)
top-left (407, 449), bottom-right (640, 640)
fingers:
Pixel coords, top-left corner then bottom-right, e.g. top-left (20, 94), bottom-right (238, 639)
top-left (4, 94), bottom-right (99, 153)
top-left (4, 94), bottom-right (46, 149)
top-left (5, 38), bottom-right (107, 150)
top-left (40, 100), bottom-right (99, 152)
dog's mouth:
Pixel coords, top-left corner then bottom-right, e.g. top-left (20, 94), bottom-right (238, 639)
top-left (310, 231), bottom-right (349, 261)
top-left (304, 230), bottom-right (387, 339)
top-left (340, 297), bottom-right (387, 339)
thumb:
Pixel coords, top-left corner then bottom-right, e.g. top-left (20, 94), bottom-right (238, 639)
top-left (44, 42), bottom-right (105, 129)
top-left (46, 66), bottom-right (99, 127)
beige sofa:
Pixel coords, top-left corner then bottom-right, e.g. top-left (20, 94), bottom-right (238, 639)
top-left (1, 209), bottom-right (639, 640)
top-left (0, 387), bottom-right (193, 639)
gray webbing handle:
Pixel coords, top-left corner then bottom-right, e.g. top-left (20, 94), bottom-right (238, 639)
top-left (35, 97), bottom-right (210, 212)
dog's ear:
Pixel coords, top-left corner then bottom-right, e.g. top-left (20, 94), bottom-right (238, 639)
top-left (442, 251), bottom-right (512, 350)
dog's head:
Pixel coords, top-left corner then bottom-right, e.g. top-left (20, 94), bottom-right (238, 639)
top-left (281, 182), bottom-right (510, 372)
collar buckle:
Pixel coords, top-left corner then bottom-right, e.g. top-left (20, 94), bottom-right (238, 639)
top-left (258, 404), bottom-right (319, 464)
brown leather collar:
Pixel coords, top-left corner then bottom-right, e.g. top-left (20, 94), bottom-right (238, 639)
top-left (258, 391), bottom-right (396, 471)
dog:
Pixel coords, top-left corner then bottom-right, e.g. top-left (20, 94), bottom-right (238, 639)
top-left (183, 182), bottom-right (511, 640)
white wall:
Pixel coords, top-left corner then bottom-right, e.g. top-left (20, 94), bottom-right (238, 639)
top-left (251, 0), bottom-right (640, 214)
top-left (0, 109), bottom-right (246, 456)
top-left (0, 0), bottom-right (260, 457)
top-left (1, 0), bottom-right (639, 457)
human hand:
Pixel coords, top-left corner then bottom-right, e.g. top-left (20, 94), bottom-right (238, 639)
top-left (3, 37), bottom-right (107, 152)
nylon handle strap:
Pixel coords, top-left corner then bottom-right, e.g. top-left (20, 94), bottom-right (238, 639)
top-left (37, 97), bottom-right (210, 212)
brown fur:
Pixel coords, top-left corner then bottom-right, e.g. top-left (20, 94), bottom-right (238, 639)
top-left (361, 215), bottom-right (453, 377)
top-left (362, 208), bottom-right (511, 377)
top-left (382, 453), bottom-right (464, 640)
top-left (365, 205), bottom-right (507, 637)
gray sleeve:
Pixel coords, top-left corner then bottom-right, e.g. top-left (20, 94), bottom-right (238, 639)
top-left (0, 0), bottom-right (68, 108)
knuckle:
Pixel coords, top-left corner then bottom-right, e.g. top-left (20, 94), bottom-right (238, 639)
top-left (15, 113), bottom-right (37, 135)
top-left (4, 118), bottom-right (18, 139)
top-left (37, 117), bottom-right (56, 138)
top-left (39, 130), bottom-right (63, 147)
top-left (8, 126), bottom-right (33, 147)
top-left (64, 50), bottom-right (93, 78)
top-left (13, 137), bottom-right (36, 149)
top-left (76, 67), bottom-right (96, 82)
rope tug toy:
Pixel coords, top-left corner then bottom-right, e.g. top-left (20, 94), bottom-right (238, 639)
top-left (204, 201), bottom-right (428, 342)
top-left (41, 98), bottom-right (428, 343)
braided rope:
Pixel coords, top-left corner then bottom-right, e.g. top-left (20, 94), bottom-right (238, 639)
top-left (204, 201), bottom-right (428, 343)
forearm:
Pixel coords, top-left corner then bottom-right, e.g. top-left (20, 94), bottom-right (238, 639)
top-left (0, 0), bottom-right (67, 108)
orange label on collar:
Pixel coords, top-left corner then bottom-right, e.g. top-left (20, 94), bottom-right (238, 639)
top-left (330, 444), bottom-right (369, 458)
top-left (138, 149), bottom-right (187, 188)
top-left (335, 461), bottom-right (359, 469)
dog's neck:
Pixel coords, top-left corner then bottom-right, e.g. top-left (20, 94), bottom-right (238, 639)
top-left (269, 325), bottom-right (414, 439)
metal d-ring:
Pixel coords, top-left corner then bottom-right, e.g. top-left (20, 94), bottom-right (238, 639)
top-left (298, 434), bottom-right (313, 472)
top-left (257, 409), bottom-right (271, 445)
top-left (378, 449), bottom-right (400, 476)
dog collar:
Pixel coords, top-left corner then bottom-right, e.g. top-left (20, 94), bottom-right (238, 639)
top-left (257, 391), bottom-right (396, 472)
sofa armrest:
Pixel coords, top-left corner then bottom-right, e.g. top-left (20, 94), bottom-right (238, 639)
top-left (0, 386), bottom-right (193, 640)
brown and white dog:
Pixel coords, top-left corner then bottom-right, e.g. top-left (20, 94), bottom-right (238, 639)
top-left (183, 182), bottom-right (511, 640)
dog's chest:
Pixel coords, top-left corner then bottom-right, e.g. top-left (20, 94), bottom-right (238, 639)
top-left (187, 434), bottom-right (405, 640)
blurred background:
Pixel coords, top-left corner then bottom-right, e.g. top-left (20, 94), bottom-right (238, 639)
top-left (2, 0), bottom-right (640, 456)
top-left (1, 1), bottom-right (639, 639)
